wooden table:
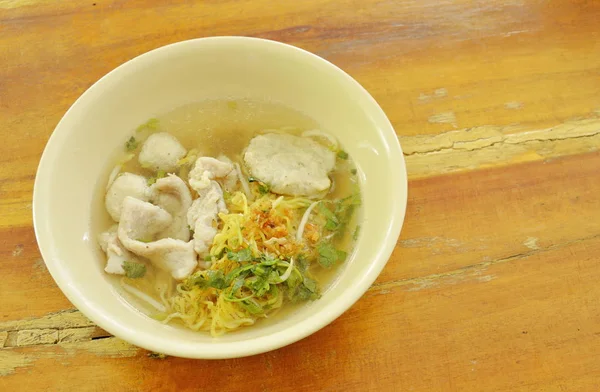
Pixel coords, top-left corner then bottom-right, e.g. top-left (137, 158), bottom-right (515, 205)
top-left (2, 1), bottom-right (600, 390)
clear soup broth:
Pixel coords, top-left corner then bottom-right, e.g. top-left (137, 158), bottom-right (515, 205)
top-left (93, 99), bottom-right (361, 336)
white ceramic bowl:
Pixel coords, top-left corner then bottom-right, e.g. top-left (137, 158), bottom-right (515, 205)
top-left (33, 37), bottom-right (407, 359)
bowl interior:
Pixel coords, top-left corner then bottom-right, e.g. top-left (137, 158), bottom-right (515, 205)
top-left (34, 37), bottom-right (407, 358)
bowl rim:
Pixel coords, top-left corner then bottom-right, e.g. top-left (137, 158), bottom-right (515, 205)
top-left (33, 36), bottom-right (408, 359)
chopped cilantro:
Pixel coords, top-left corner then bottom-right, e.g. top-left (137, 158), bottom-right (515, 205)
top-left (229, 277), bottom-right (246, 296)
top-left (181, 248), bottom-right (324, 314)
top-left (227, 248), bottom-right (253, 262)
top-left (258, 182), bottom-right (270, 195)
top-left (286, 269), bottom-right (302, 289)
top-left (186, 269), bottom-right (229, 290)
top-left (317, 203), bottom-right (339, 231)
top-left (258, 253), bottom-right (279, 266)
top-left (248, 274), bottom-right (271, 297)
top-left (317, 242), bottom-right (346, 268)
top-left (351, 168), bottom-right (357, 175)
top-left (302, 276), bottom-right (319, 294)
top-left (248, 177), bottom-right (271, 194)
top-left (122, 261), bottom-right (146, 278)
top-left (267, 269), bottom-right (281, 284)
top-left (337, 150), bottom-right (349, 160)
top-left (125, 136), bottom-right (138, 152)
top-left (325, 218), bottom-right (339, 231)
top-left (224, 264), bottom-right (252, 283)
top-left (317, 190), bottom-right (362, 239)
top-left (253, 265), bottom-right (267, 276)
top-left (288, 276), bottom-right (320, 302)
top-left (206, 270), bottom-right (228, 289)
top-left (296, 254), bottom-right (310, 272)
top-left (240, 298), bottom-right (263, 315)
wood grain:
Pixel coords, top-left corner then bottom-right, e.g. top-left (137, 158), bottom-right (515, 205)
top-left (1, 0), bottom-right (600, 390)
top-left (3, 152), bottom-right (600, 390)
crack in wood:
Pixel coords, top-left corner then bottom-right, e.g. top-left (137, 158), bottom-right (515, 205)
top-left (0, 309), bottom-right (94, 333)
top-left (4, 232), bottom-right (597, 348)
top-left (0, 312), bottom-right (110, 348)
top-left (400, 116), bottom-right (600, 178)
top-left (4, 231), bottom-right (600, 347)
top-left (0, 326), bottom-right (112, 348)
top-left (0, 337), bottom-right (140, 376)
top-left (401, 118), bottom-right (600, 156)
top-left (369, 232), bottom-right (600, 293)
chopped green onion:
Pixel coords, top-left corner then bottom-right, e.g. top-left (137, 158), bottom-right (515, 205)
top-left (337, 150), bottom-right (349, 160)
top-left (125, 136), bottom-right (138, 152)
top-left (136, 118), bottom-right (159, 132)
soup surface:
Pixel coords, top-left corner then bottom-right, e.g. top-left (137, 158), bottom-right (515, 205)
top-left (94, 99), bottom-right (361, 336)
